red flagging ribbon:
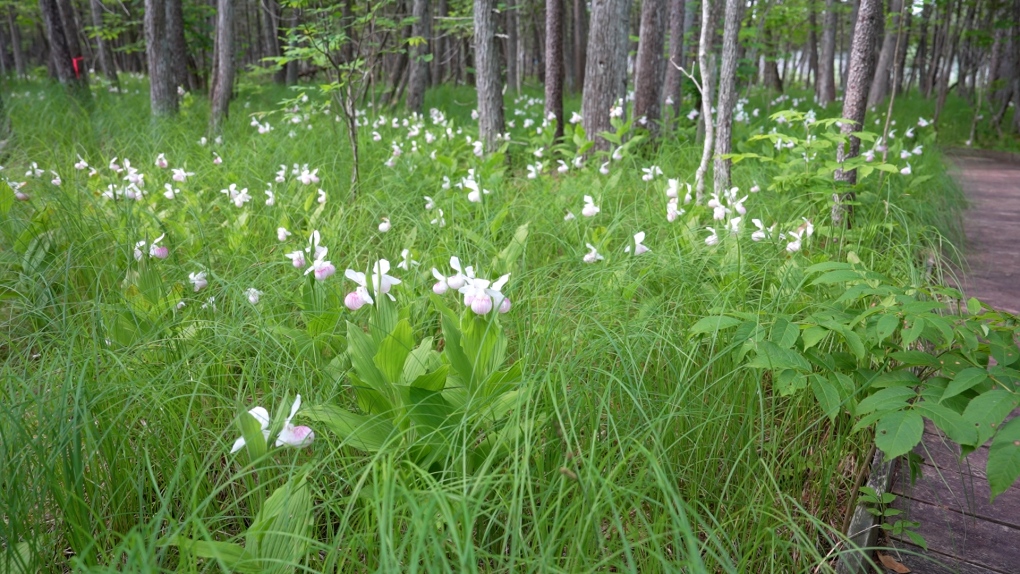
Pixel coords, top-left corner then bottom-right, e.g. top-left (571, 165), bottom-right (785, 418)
top-left (72, 57), bottom-right (84, 79)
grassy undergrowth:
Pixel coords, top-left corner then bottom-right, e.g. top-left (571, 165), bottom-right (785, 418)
top-left (0, 76), bottom-right (970, 572)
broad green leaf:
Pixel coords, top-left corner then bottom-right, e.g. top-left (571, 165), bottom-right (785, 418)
top-left (941, 367), bottom-right (988, 403)
top-left (0, 180), bottom-right (14, 215)
top-left (302, 404), bottom-right (396, 452)
top-left (870, 370), bottom-right (921, 388)
top-left (346, 321), bottom-right (387, 393)
top-left (746, 340), bottom-right (811, 372)
top-left (811, 374), bottom-right (841, 422)
top-left (410, 365), bottom-right (448, 392)
top-left (963, 390), bottom-right (1020, 446)
top-left (351, 374), bottom-right (392, 415)
top-left (770, 318), bottom-right (799, 349)
top-left (775, 369), bottom-right (808, 396)
top-left (374, 319), bottom-right (415, 384)
top-left (810, 270), bottom-right (862, 285)
top-left (913, 401), bottom-right (977, 446)
top-left (247, 472), bottom-right (312, 573)
top-left (875, 410), bottom-right (924, 459)
top-left (840, 329), bottom-right (866, 361)
top-left (401, 337), bottom-right (438, 384)
top-left (167, 538), bottom-right (254, 572)
top-left (689, 315), bottom-right (741, 334)
top-left (801, 326), bottom-right (829, 350)
top-left (889, 350), bottom-right (941, 369)
top-left (988, 417), bottom-right (1020, 500)
top-left (460, 313), bottom-right (507, 387)
top-left (875, 313), bottom-right (899, 343)
top-left (238, 410), bottom-right (268, 461)
top-left (856, 386), bottom-right (916, 416)
top-left (989, 331), bottom-right (1020, 366)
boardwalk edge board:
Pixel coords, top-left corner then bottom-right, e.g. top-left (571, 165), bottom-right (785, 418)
top-left (836, 448), bottom-right (894, 574)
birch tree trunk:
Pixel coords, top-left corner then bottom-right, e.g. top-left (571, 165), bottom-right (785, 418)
top-left (581, 0), bottom-right (631, 152)
top-left (713, 0), bottom-right (742, 195)
top-left (662, 0), bottom-right (686, 121)
top-left (693, 0), bottom-right (715, 201)
top-left (209, 0), bottom-right (235, 130)
top-left (146, 0), bottom-right (178, 115)
top-left (545, 0), bottom-right (565, 140)
top-left (406, 0), bottom-right (431, 111)
top-left (474, 0), bottom-right (505, 152)
top-left (633, 0), bottom-right (666, 134)
top-left (833, 0), bottom-right (881, 225)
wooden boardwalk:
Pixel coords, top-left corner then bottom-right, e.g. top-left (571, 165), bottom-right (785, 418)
top-left (883, 151), bottom-right (1020, 573)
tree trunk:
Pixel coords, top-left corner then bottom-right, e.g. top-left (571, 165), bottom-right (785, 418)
top-left (285, 9), bottom-right (299, 85)
top-left (816, 0), bottom-right (837, 103)
top-left (545, 0), bottom-right (565, 140)
top-left (693, 0), bottom-right (715, 201)
top-left (56, 0), bottom-right (87, 82)
top-left (209, 0), bottom-right (235, 130)
top-left (474, 0), bottom-right (505, 151)
top-left (573, 0), bottom-right (588, 93)
top-left (842, 0), bottom-right (860, 88)
top-left (662, 0), bottom-right (686, 120)
top-left (505, 0), bottom-right (519, 91)
top-left (146, 0), bottom-right (178, 115)
top-left (833, 0), bottom-right (881, 224)
top-left (7, 7), bottom-right (25, 78)
top-left (87, 0), bottom-right (119, 86)
top-left (806, 3), bottom-right (819, 90)
top-left (933, 0), bottom-right (961, 124)
top-left (259, 0), bottom-right (284, 84)
top-left (406, 0), bottom-right (431, 111)
top-left (713, 0), bottom-right (742, 195)
top-left (581, 0), bottom-right (631, 152)
top-left (909, 0), bottom-right (931, 93)
top-left (39, 0), bottom-right (89, 96)
top-left (868, 0), bottom-right (901, 106)
top-left (762, 28), bottom-right (783, 92)
top-left (633, 0), bottom-right (666, 134)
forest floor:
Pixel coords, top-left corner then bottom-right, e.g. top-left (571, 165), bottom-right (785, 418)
top-left (885, 150), bottom-right (1020, 574)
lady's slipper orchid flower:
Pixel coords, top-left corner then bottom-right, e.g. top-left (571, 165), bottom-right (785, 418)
top-left (581, 195), bottom-right (600, 217)
top-left (424, 196), bottom-right (435, 210)
top-left (171, 168), bottom-right (194, 182)
top-left (527, 164), bottom-right (540, 179)
top-left (163, 183), bottom-right (180, 199)
top-left (612, 148), bottom-right (624, 161)
top-left (265, 187), bottom-right (275, 206)
top-left (786, 229), bottom-right (805, 253)
top-left (109, 158), bottom-right (123, 173)
top-left (599, 162), bottom-right (610, 175)
top-left (458, 273), bottom-right (510, 315)
top-left (277, 227), bottom-right (292, 242)
top-left (317, 189), bottom-right (327, 204)
top-left (900, 164), bottom-right (912, 175)
top-left (564, 211), bottom-right (576, 221)
top-left (51, 172), bottom-right (62, 186)
top-left (397, 249), bottom-right (419, 270)
top-left (306, 258), bottom-right (336, 281)
top-left (432, 268), bottom-right (450, 294)
top-left (155, 153), bottom-right (168, 168)
top-left (229, 406), bottom-right (270, 454)
top-left (189, 271), bottom-right (208, 292)
top-left (704, 228), bottom-right (720, 246)
top-left (212, 152), bottom-right (222, 165)
top-left (900, 150), bottom-right (911, 159)
top-left (245, 288), bottom-right (263, 305)
top-left (751, 219), bottom-right (774, 242)
top-left (431, 209), bottom-right (446, 227)
top-left (666, 198), bottom-right (683, 222)
top-left (583, 243), bottom-right (604, 263)
top-left (624, 232), bottom-right (649, 255)
top-left (74, 155), bottom-right (89, 170)
top-left (557, 160), bottom-right (569, 174)
top-left (229, 396), bottom-right (314, 454)
top-left (285, 250), bottom-right (306, 268)
top-left (726, 217), bottom-right (742, 236)
top-left (149, 234), bottom-right (169, 259)
top-left (275, 165), bottom-right (287, 183)
top-left (917, 117), bottom-right (930, 127)
top-left (666, 179), bottom-right (680, 199)
top-left (911, 145), bottom-right (923, 156)
top-left (641, 166), bottom-right (663, 182)
top-left (378, 217), bottom-right (391, 233)
top-left (134, 240), bottom-right (147, 262)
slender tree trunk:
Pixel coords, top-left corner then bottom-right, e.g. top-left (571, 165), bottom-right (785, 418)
top-left (39, 0), bottom-right (89, 97)
top-left (868, 0), bottom-right (901, 105)
top-left (545, 0), bottom-right (565, 140)
top-left (285, 9), bottom-right (299, 85)
top-left (573, 0), bottom-right (588, 93)
top-left (713, 0), bottom-right (742, 194)
top-left (816, 0), bottom-right (837, 103)
top-left (146, 0), bottom-right (178, 115)
top-left (56, 0), bottom-right (87, 82)
top-left (893, 8), bottom-right (910, 94)
top-left (662, 0), bottom-right (686, 120)
top-left (88, 0), bottom-right (119, 86)
top-left (7, 8), bottom-right (26, 78)
top-left (806, 2), bottom-right (819, 90)
top-left (833, 0), bottom-right (881, 225)
top-left (693, 0), bottom-right (716, 201)
top-left (762, 28), bottom-right (783, 92)
top-left (475, 0), bottom-right (505, 151)
top-left (933, 0), bottom-right (961, 123)
top-left (209, 0), bottom-right (235, 130)
top-left (505, 0), bottom-right (519, 92)
top-left (406, 0), bottom-right (431, 111)
top-left (633, 0), bottom-right (666, 134)
top-left (259, 0), bottom-right (284, 84)
top-left (581, 0), bottom-right (631, 151)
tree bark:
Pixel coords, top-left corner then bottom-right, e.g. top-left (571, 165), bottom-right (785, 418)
top-left (581, 0), bottom-right (631, 151)
top-left (633, 0), bottom-right (666, 134)
top-left (573, 0), bottom-right (588, 93)
top-left (505, 0), bottom-right (519, 91)
top-left (7, 7), bottom-right (25, 78)
top-left (39, 0), bottom-right (89, 96)
top-left (474, 0), bottom-right (505, 151)
top-left (662, 0), bottom-right (686, 121)
top-left (816, 0), bottom-right (837, 103)
top-left (146, 0), bottom-right (178, 115)
top-left (713, 0), bottom-right (742, 195)
top-left (209, 0), bottom-right (235, 130)
top-left (833, 0), bottom-right (881, 225)
top-left (259, 0), bottom-right (285, 84)
top-left (868, 0), bottom-right (901, 106)
top-left (285, 8), bottom-right (299, 85)
top-left (806, 1), bottom-right (819, 90)
top-left (693, 0), bottom-right (715, 201)
top-left (545, 0), bottom-right (565, 140)
top-left (406, 0), bottom-right (431, 111)
top-left (56, 0), bottom-right (87, 82)
top-left (87, 0), bottom-right (119, 86)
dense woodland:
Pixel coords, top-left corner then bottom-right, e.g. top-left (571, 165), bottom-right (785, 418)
top-left (4, 0), bottom-right (1020, 147)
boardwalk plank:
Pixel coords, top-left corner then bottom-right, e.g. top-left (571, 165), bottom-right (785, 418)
top-left (891, 459), bottom-right (1020, 529)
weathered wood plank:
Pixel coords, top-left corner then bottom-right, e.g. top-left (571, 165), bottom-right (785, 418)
top-left (891, 459), bottom-right (1020, 529)
top-left (885, 540), bottom-right (1005, 574)
top-left (887, 497), bottom-right (1020, 573)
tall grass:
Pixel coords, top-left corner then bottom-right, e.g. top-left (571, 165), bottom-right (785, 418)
top-left (1, 76), bottom-right (965, 572)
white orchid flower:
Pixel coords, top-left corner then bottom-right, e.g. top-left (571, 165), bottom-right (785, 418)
top-left (424, 196), bottom-right (435, 210)
top-left (726, 216), bottom-right (742, 236)
top-left (149, 234), bottom-right (169, 259)
top-left (378, 217), bottom-right (391, 233)
top-left (74, 155), bottom-right (89, 170)
top-left (581, 195), bottom-right (600, 217)
top-left (285, 250), bottom-right (306, 268)
top-left (229, 396), bottom-right (314, 454)
top-left (163, 183), bottom-right (180, 199)
top-left (245, 287), bottom-right (263, 305)
top-left (277, 227), bottom-right (292, 242)
top-left (189, 271), bottom-right (208, 292)
top-left (705, 227), bottom-right (720, 246)
top-left (458, 273), bottom-right (510, 315)
top-left (397, 248), bottom-right (419, 270)
top-left (751, 219), bottom-right (774, 242)
top-left (900, 164), bottom-right (912, 175)
top-left (171, 168), bottom-right (194, 182)
top-left (431, 208), bottom-right (446, 227)
top-left (624, 232), bottom-right (650, 255)
top-left (230, 406), bottom-right (270, 454)
top-left (155, 153), bottom-right (168, 168)
top-left (583, 243), bottom-right (604, 263)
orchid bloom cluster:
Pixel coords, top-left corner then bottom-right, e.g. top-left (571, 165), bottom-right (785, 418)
top-left (344, 259), bottom-right (401, 310)
top-left (229, 395), bottom-right (315, 454)
top-left (431, 257), bottom-right (511, 315)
